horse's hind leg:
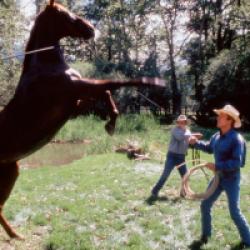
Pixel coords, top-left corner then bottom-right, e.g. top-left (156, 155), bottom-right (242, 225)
top-left (0, 162), bottom-right (23, 240)
top-left (103, 90), bottom-right (119, 136)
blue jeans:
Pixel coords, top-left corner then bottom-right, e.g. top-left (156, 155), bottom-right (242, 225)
top-left (201, 172), bottom-right (250, 245)
top-left (152, 152), bottom-right (187, 195)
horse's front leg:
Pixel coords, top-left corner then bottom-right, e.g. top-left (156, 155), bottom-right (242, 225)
top-left (103, 90), bottom-right (119, 136)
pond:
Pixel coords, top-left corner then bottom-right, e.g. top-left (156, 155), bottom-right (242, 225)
top-left (20, 142), bottom-right (89, 169)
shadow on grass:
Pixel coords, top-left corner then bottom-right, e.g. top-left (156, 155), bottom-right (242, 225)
top-left (145, 195), bottom-right (182, 206)
top-left (188, 240), bottom-right (204, 250)
top-left (230, 242), bottom-right (250, 250)
top-left (187, 240), bottom-right (249, 250)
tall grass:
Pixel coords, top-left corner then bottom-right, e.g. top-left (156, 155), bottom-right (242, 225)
top-left (56, 115), bottom-right (104, 141)
top-left (116, 114), bottom-right (159, 134)
top-left (56, 114), bottom-right (160, 140)
top-left (55, 114), bottom-right (165, 156)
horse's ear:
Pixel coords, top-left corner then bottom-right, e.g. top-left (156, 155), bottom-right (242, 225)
top-left (50, 0), bottom-right (55, 6)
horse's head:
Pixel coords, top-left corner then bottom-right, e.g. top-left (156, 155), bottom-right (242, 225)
top-left (43, 0), bottom-right (95, 40)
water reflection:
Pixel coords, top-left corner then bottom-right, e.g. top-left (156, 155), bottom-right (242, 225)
top-left (20, 143), bottom-right (87, 169)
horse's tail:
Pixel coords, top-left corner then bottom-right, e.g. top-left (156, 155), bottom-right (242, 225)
top-left (75, 77), bottom-right (166, 92)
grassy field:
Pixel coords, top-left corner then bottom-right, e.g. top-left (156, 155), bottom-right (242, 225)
top-left (0, 115), bottom-right (250, 250)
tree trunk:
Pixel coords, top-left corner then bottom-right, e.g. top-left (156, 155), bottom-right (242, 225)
top-left (158, 0), bottom-right (182, 115)
top-left (168, 22), bottom-right (181, 115)
top-left (169, 49), bottom-right (181, 114)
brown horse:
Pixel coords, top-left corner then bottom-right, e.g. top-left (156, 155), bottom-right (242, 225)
top-left (0, 0), bottom-right (165, 239)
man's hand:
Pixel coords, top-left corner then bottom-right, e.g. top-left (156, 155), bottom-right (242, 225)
top-left (192, 133), bottom-right (203, 140)
top-left (205, 162), bottom-right (216, 172)
top-left (189, 136), bottom-right (198, 145)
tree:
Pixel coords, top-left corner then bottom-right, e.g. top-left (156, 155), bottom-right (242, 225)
top-left (83, 0), bottom-right (162, 77)
top-left (192, 0), bottom-right (250, 127)
top-left (155, 0), bottom-right (187, 114)
top-left (183, 0), bottom-right (248, 110)
top-left (0, 0), bottom-right (24, 106)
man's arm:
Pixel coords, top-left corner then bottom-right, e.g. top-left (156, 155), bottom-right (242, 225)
top-left (172, 128), bottom-right (202, 142)
top-left (192, 133), bottom-right (203, 140)
top-left (194, 140), bottom-right (214, 154)
top-left (189, 134), bottom-right (216, 154)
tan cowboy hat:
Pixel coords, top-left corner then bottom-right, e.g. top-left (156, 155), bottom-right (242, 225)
top-left (176, 115), bottom-right (189, 124)
top-left (213, 104), bottom-right (242, 128)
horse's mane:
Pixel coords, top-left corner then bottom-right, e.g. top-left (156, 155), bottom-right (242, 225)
top-left (22, 10), bottom-right (46, 73)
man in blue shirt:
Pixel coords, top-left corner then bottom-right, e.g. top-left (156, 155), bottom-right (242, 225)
top-left (189, 104), bottom-right (250, 248)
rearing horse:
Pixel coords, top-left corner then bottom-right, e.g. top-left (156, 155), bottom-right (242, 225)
top-left (0, 0), bottom-right (165, 239)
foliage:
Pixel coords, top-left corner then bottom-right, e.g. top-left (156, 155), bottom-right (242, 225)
top-left (81, 0), bottom-right (163, 78)
top-left (198, 43), bottom-right (250, 128)
top-left (182, 0), bottom-right (250, 128)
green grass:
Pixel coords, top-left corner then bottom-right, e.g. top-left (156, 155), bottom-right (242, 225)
top-left (1, 116), bottom-right (250, 249)
top-left (2, 152), bottom-right (250, 250)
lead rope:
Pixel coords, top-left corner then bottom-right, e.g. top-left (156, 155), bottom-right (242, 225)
top-left (192, 146), bottom-right (200, 166)
top-left (0, 42), bottom-right (83, 62)
top-left (191, 146), bottom-right (210, 182)
top-left (0, 46), bottom-right (56, 61)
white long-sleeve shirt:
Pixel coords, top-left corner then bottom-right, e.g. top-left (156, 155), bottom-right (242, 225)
top-left (168, 127), bottom-right (191, 155)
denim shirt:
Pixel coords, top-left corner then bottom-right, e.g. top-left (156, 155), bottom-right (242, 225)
top-left (194, 129), bottom-right (246, 172)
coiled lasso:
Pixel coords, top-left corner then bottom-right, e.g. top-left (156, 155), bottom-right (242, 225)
top-left (176, 160), bottom-right (220, 200)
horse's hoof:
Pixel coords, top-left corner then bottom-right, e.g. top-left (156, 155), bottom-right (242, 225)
top-left (105, 123), bottom-right (115, 136)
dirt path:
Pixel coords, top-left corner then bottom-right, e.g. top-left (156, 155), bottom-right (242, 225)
top-left (0, 226), bottom-right (49, 250)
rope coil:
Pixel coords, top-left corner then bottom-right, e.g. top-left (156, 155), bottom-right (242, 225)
top-left (176, 161), bottom-right (220, 200)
